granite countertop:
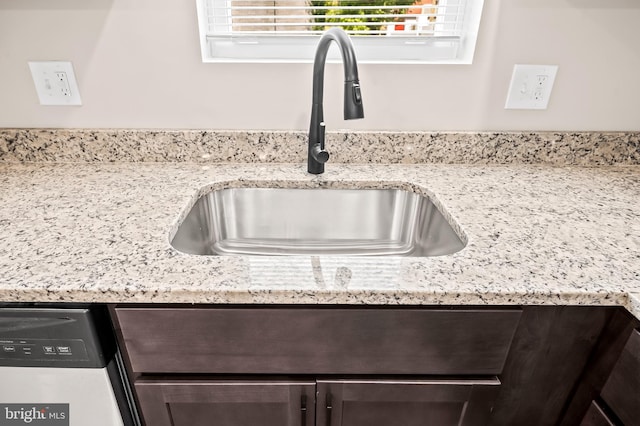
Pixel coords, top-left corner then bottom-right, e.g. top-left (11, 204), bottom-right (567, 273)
top-left (1, 160), bottom-right (639, 317)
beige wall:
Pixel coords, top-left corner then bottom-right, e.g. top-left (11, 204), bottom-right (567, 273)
top-left (0, 0), bottom-right (639, 131)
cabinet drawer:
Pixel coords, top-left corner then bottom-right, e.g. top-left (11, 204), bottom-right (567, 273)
top-left (115, 307), bottom-right (521, 375)
top-left (601, 329), bottom-right (640, 426)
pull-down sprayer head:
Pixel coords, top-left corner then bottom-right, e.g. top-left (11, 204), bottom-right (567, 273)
top-left (344, 80), bottom-right (364, 120)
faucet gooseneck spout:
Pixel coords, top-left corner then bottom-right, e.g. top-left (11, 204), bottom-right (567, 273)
top-left (308, 27), bottom-right (364, 175)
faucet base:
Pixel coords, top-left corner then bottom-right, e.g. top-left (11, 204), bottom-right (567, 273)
top-left (307, 161), bottom-right (325, 175)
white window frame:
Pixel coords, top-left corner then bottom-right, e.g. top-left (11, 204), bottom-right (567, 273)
top-left (196, 0), bottom-right (484, 64)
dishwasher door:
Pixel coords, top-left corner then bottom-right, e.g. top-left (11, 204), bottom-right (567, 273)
top-left (0, 306), bottom-right (139, 426)
top-left (0, 366), bottom-right (124, 426)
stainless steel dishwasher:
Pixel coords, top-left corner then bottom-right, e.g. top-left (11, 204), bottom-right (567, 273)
top-left (0, 305), bottom-right (140, 426)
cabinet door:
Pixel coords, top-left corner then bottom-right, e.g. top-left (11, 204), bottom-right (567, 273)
top-left (316, 379), bottom-right (500, 426)
top-left (579, 401), bottom-right (615, 426)
top-left (134, 380), bottom-right (315, 426)
top-left (601, 329), bottom-right (640, 426)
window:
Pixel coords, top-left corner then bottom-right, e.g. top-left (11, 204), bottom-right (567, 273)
top-left (196, 0), bottom-right (484, 63)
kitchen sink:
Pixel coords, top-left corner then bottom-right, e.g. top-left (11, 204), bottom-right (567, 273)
top-left (170, 187), bottom-right (466, 256)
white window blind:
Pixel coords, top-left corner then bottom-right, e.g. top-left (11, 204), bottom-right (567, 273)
top-left (196, 0), bottom-right (484, 63)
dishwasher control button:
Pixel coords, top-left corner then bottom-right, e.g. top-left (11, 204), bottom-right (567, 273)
top-left (43, 346), bottom-right (56, 354)
top-left (56, 346), bottom-right (71, 354)
top-left (2, 345), bottom-right (15, 352)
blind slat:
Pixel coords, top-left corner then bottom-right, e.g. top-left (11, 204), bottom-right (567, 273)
top-left (214, 14), bottom-right (460, 21)
top-left (217, 24), bottom-right (459, 33)
top-left (221, 5), bottom-right (455, 10)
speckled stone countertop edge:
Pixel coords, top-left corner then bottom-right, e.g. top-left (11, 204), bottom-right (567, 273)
top-left (628, 293), bottom-right (640, 319)
top-left (0, 287), bottom-right (633, 317)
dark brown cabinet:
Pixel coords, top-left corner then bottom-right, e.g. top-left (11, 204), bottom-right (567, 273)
top-left (112, 305), bottom-right (631, 426)
top-left (579, 401), bottom-right (615, 426)
top-left (112, 306), bottom-right (521, 426)
top-left (133, 378), bottom-right (500, 426)
top-left (134, 380), bottom-right (315, 426)
top-left (570, 327), bottom-right (640, 426)
top-left (316, 379), bottom-right (500, 426)
top-left (563, 308), bottom-right (640, 426)
top-left (114, 307), bottom-right (521, 375)
top-left (600, 329), bottom-right (640, 425)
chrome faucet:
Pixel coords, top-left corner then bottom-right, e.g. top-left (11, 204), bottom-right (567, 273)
top-left (307, 28), bottom-right (364, 175)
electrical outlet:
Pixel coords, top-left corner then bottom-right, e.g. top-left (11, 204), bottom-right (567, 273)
top-left (505, 64), bottom-right (558, 110)
top-left (28, 61), bottom-right (82, 106)
top-left (536, 75), bottom-right (548, 87)
top-left (54, 72), bottom-right (72, 97)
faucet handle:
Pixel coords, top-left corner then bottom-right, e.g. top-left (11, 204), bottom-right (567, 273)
top-left (312, 122), bottom-right (329, 163)
top-left (311, 143), bottom-right (329, 163)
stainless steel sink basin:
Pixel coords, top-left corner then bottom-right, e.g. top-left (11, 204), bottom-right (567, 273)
top-left (170, 187), bottom-right (466, 256)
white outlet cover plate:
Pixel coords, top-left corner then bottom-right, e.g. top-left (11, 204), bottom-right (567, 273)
top-left (28, 61), bottom-right (82, 106)
top-left (505, 64), bottom-right (558, 110)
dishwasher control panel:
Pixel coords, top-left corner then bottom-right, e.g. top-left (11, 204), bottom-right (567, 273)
top-left (0, 339), bottom-right (89, 362)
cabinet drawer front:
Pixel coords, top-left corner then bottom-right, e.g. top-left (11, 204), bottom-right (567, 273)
top-left (115, 307), bottom-right (521, 375)
top-left (601, 329), bottom-right (640, 426)
top-left (316, 378), bottom-right (501, 426)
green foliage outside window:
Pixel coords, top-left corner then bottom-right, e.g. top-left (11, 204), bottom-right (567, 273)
top-left (310, 0), bottom-right (409, 33)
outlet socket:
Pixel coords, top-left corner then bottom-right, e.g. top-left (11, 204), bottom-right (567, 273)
top-left (505, 64), bottom-right (558, 110)
top-left (29, 61), bottom-right (82, 106)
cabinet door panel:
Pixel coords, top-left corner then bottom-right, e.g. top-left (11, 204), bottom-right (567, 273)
top-left (601, 329), bottom-right (640, 426)
top-left (115, 307), bottom-right (521, 375)
top-left (134, 380), bottom-right (315, 426)
top-left (316, 379), bottom-right (500, 426)
top-left (579, 401), bottom-right (615, 426)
